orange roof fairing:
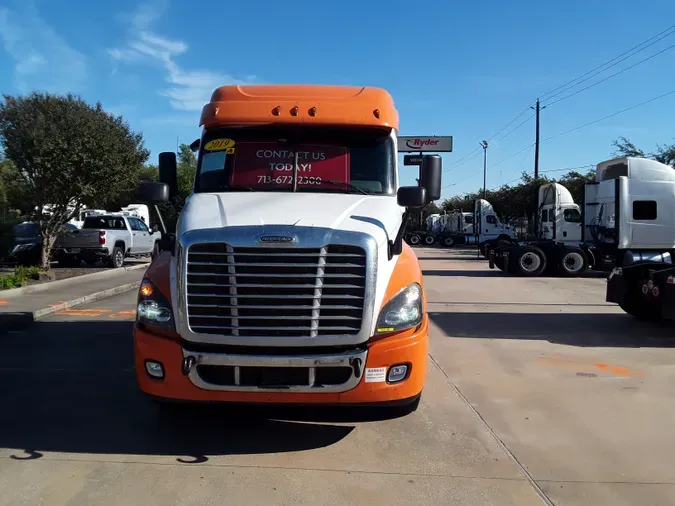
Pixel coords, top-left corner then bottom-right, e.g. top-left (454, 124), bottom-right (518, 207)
top-left (199, 85), bottom-right (399, 131)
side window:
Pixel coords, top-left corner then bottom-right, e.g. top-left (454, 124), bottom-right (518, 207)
top-left (128, 218), bottom-right (140, 231)
top-left (541, 209), bottom-right (549, 222)
top-left (486, 215), bottom-right (497, 225)
top-left (135, 219), bottom-right (149, 232)
top-left (633, 200), bottom-right (657, 221)
top-left (564, 209), bottom-right (581, 223)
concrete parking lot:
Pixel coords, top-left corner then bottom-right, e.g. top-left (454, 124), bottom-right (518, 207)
top-left (1, 247), bottom-right (673, 505)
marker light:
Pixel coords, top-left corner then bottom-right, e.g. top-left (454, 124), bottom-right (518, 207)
top-left (139, 280), bottom-right (153, 297)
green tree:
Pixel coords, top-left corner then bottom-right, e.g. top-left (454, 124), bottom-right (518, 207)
top-left (0, 92), bottom-right (149, 268)
top-left (613, 136), bottom-right (675, 167)
top-left (156, 143), bottom-right (197, 232)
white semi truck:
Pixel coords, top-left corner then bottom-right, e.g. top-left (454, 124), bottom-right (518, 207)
top-left (602, 158), bottom-right (675, 319)
top-left (471, 199), bottom-right (518, 255)
top-left (435, 211), bottom-right (474, 247)
top-left (491, 157), bottom-right (675, 279)
top-left (404, 213), bottom-right (441, 246)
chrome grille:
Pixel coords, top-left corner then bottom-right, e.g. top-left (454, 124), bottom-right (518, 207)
top-left (186, 244), bottom-right (366, 337)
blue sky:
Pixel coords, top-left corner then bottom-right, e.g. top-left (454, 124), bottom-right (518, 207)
top-left (1, 0), bottom-right (674, 201)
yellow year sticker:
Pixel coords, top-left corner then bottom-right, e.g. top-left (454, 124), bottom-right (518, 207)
top-left (204, 138), bottom-right (235, 151)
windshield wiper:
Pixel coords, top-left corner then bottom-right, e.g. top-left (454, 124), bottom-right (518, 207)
top-left (322, 180), bottom-right (371, 195)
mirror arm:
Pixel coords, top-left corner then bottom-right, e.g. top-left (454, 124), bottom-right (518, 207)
top-left (154, 204), bottom-right (167, 235)
top-left (389, 211), bottom-right (411, 260)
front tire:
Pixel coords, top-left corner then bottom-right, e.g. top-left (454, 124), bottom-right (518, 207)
top-left (442, 236), bottom-right (454, 247)
top-left (514, 246), bottom-right (547, 277)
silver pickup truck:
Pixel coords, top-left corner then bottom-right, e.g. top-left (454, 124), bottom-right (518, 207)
top-left (54, 214), bottom-right (161, 268)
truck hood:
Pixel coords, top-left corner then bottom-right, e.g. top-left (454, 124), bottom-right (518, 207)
top-left (177, 192), bottom-right (404, 246)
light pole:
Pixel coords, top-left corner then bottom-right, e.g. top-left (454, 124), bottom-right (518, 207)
top-left (480, 140), bottom-right (488, 198)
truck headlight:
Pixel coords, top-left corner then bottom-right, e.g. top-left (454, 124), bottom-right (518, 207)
top-left (375, 283), bottom-right (423, 334)
top-left (137, 279), bottom-right (175, 332)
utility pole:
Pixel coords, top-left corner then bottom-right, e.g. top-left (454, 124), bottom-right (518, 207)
top-left (480, 140), bottom-right (488, 198)
top-left (530, 99), bottom-right (544, 237)
top-left (533, 99), bottom-right (540, 179)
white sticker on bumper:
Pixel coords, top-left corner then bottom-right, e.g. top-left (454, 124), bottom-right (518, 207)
top-left (365, 367), bottom-right (386, 383)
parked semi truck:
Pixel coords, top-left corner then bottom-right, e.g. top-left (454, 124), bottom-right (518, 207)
top-left (132, 84), bottom-right (443, 415)
top-left (601, 158), bottom-right (675, 319)
top-left (471, 199), bottom-right (517, 255)
top-left (492, 157), bottom-right (675, 279)
top-left (488, 182), bottom-right (587, 275)
top-left (404, 213), bottom-right (441, 246)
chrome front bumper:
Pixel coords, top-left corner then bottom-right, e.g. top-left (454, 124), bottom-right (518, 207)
top-left (182, 348), bottom-right (368, 393)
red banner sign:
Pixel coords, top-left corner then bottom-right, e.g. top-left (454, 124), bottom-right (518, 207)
top-left (230, 142), bottom-right (350, 188)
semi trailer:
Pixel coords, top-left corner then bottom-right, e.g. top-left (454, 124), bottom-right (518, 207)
top-left (132, 84), bottom-right (445, 415)
top-left (491, 157), bottom-right (675, 279)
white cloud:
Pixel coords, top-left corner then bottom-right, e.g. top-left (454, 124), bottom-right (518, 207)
top-left (110, 1), bottom-right (252, 112)
top-left (0, 4), bottom-right (86, 93)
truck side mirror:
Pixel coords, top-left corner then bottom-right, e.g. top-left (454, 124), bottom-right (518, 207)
top-left (420, 155), bottom-right (442, 203)
top-left (138, 181), bottom-right (170, 204)
top-left (189, 139), bottom-right (201, 152)
top-left (397, 186), bottom-right (427, 209)
top-left (159, 152), bottom-right (178, 198)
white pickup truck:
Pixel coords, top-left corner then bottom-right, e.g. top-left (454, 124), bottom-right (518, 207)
top-left (54, 214), bottom-right (161, 268)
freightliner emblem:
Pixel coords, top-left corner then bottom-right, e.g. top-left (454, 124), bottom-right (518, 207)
top-left (258, 235), bottom-right (297, 245)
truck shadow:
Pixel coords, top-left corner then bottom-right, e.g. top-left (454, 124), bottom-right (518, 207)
top-left (0, 320), bottom-right (387, 464)
top-left (428, 311), bottom-right (675, 347)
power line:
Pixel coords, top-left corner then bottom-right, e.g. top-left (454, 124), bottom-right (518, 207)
top-left (544, 41), bottom-right (675, 107)
top-left (503, 164), bottom-right (596, 186)
top-left (443, 101), bottom-right (536, 173)
top-left (539, 24), bottom-right (675, 101)
top-left (485, 88), bottom-right (675, 172)
top-left (493, 113), bottom-right (535, 144)
top-left (502, 144), bottom-right (536, 185)
top-left (542, 89), bottom-right (675, 142)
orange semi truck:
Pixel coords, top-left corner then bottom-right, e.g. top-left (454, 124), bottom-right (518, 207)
top-left (134, 84), bottom-right (443, 414)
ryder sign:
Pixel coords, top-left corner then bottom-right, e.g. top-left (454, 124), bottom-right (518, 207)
top-left (398, 136), bottom-right (453, 153)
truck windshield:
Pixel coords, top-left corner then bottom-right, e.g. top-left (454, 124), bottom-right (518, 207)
top-left (195, 126), bottom-right (395, 195)
top-left (82, 217), bottom-right (126, 229)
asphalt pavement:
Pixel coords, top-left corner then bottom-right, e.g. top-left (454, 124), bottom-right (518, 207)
top-left (1, 248), bottom-right (674, 505)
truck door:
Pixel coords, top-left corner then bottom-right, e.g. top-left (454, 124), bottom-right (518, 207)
top-left (485, 214), bottom-right (499, 237)
top-left (540, 208), bottom-right (554, 240)
top-left (128, 218), bottom-right (152, 254)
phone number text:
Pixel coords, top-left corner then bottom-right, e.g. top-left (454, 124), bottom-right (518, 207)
top-left (256, 175), bottom-right (323, 185)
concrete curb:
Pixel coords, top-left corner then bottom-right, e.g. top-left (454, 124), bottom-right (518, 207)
top-left (32, 281), bottom-right (141, 319)
top-left (1, 281), bottom-right (140, 335)
top-left (1, 263), bottom-right (148, 299)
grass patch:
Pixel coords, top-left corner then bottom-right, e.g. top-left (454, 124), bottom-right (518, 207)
top-left (0, 266), bottom-right (43, 290)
